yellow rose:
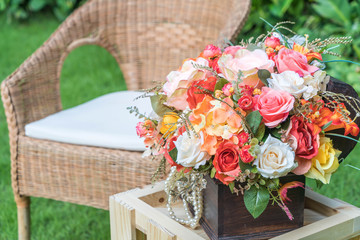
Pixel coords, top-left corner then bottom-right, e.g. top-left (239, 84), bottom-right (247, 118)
top-left (305, 136), bottom-right (341, 184)
top-left (160, 113), bottom-right (179, 137)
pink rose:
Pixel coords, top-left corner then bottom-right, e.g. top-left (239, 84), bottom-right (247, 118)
top-left (264, 36), bottom-right (281, 49)
top-left (275, 48), bottom-right (318, 77)
top-left (199, 44), bottom-right (222, 59)
top-left (136, 122), bottom-right (147, 137)
top-left (218, 49), bottom-right (274, 88)
top-left (136, 120), bottom-right (155, 138)
top-left (254, 87), bottom-right (294, 128)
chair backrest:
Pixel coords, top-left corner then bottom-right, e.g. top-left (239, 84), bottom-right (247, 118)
top-left (58, 0), bottom-right (251, 90)
top-left (2, 0), bottom-right (250, 132)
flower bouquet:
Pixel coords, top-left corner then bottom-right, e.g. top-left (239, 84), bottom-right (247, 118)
top-left (132, 21), bottom-right (360, 239)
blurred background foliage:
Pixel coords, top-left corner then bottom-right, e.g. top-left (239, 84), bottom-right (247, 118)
top-left (0, 0), bottom-right (86, 22)
top-left (241, 0), bottom-right (360, 92)
top-left (2, 0), bottom-right (360, 92)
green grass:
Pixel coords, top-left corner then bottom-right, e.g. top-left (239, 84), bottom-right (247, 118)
top-left (1, 12), bottom-right (360, 240)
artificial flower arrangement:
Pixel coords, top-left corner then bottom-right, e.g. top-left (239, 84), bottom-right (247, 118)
top-left (131, 21), bottom-right (360, 223)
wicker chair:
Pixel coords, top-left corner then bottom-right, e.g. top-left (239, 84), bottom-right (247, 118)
top-left (1, 0), bottom-right (250, 239)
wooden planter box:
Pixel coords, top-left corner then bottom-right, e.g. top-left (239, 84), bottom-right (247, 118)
top-left (200, 174), bottom-right (305, 240)
top-left (109, 181), bottom-right (360, 240)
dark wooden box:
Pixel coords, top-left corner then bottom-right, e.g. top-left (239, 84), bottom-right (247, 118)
top-left (200, 174), bottom-right (305, 240)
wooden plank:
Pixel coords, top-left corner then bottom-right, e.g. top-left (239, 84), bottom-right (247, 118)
top-left (114, 198), bottom-right (136, 240)
top-left (109, 196), bottom-right (117, 240)
top-left (305, 189), bottom-right (340, 217)
top-left (131, 181), bottom-right (165, 198)
top-left (110, 184), bottom-right (360, 240)
top-left (272, 207), bottom-right (360, 240)
top-left (147, 219), bottom-right (176, 240)
top-left (118, 194), bottom-right (205, 240)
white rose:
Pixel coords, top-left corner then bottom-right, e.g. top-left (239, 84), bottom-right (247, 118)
top-left (254, 135), bottom-right (296, 178)
top-left (162, 57), bottom-right (209, 97)
top-left (268, 71), bottom-right (312, 98)
top-left (173, 131), bottom-right (210, 169)
top-left (302, 70), bottom-right (330, 100)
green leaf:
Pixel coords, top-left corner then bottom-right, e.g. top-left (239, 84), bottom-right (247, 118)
top-left (255, 123), bottom-right (265, 141)
top-left (246, 110), bottom-right (263, 135)
top-left (321, 121), bottom-right (333, 130)
top-left (197, 162), bottom-right (212, 172)
top-left (270, 128), bottom-right (282, 139)
top-left (169, 148), bottom-right (178, 163)
top-left (215, 78), bottom-right (229, 92)
top-left (150, 94), bottom-right (171, 117)
top-left (239, 160), bottom-right (253, 172)
top-left (267, 178), bottom-right (280, 190)
top-left (244, 185), bottom-right (270, 219)
top-left (257, 69), bottom-right (271, 86)
top-left (211, 167), bottom-right (216, 178)
top-left (229, 182), bottom-right (235, 193)
top-left (325, 133), bottom-right (360, 144)
top-left (316, 180), bottom-right (324, 189)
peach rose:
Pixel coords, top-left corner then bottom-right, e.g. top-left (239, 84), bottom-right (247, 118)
top-left (223, 45), bottom-right (245, 56)
top-left (254, 87), bottom-right (294, 128)
top-left (217, 49), bottom-right (274, 88)
top-left (163, 57), bottom-right (210, 110)
top-left (275, 48), bottom-right (318, 77)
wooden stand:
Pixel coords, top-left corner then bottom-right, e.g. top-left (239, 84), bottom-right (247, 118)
top-left (200, 175), bottom-right (305, 240)
top-left (109, 181), bottom-right (360, 240)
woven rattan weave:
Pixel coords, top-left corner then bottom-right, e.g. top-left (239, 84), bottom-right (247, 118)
top-left (1, 0), bottom-right (251, 239)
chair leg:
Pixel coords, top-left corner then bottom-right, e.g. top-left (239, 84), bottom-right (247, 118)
top-left (15, 196), bottom-right (30, 240)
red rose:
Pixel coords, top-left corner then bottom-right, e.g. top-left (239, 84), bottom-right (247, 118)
top-left (240, 145), bottom-right (254, 163)
top-left (287, 116), bottom-right (320, 160)
top-left (187, 76), bottom-right (216, 109)
top-left (264, 36), bottom-right (281, 49)
top-left (236, 132), bottom-right (249, 147)
top-left (213, 141), bottom-right (241, 185)
top-left (238, 95), bottom-right (254, 110)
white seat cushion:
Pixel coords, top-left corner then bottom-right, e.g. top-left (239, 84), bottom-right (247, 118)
top-left (25, 91), bottom-right (152, 151)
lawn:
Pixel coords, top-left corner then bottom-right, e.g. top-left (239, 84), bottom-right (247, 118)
top-left (1, 13), bottom-right (360, 240)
